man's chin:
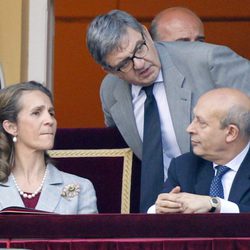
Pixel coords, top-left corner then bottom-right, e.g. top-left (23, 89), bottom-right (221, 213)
top-left (192, 147), bottom-right (203, 157)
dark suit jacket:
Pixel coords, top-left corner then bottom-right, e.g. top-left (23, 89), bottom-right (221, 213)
top-left (162, 149), bottom-right (250, 212)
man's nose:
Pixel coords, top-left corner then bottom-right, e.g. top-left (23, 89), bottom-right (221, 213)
top-left (133, 57), bottom-right (145, 70)
top-left (186, 121), bottom-right (195, 134)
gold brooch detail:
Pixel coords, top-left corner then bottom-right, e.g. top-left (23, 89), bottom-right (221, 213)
top-left (61, 183), bottom-right (80, 200)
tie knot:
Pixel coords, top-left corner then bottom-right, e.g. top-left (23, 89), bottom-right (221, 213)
top-left (142, 84), bottom-right (154, 97)
top-left (216, 165), bottom-right (230, 178)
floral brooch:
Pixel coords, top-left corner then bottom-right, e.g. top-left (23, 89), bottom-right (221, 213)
top-left (61, 183), bottom-right (80, 200)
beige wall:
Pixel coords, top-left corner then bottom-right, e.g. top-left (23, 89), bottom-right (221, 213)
top-left (0, 0), bottom-right (28, 85)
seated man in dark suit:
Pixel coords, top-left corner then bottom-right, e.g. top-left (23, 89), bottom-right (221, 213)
top-left (149, 87), bottom-right (250, 213)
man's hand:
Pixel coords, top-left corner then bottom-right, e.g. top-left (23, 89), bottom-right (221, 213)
top-left (175, 193), bottom-right (213, 213)
top-left (155, 187), bottom-right (215, 214)
top-left (155, 186), bottom-right (184, 214)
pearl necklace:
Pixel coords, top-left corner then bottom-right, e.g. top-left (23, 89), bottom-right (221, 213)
top-left (12, 168), bottom-right (48, 199)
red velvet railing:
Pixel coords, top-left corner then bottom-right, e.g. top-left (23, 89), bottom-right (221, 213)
top-left (1, 213), bottom-right (250, 249)
top-left (0, 213), bottom-right (250, 238)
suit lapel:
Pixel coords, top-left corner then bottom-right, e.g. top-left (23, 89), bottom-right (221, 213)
top-left (194, 160), bottom-right (214, 195)
top-left (111, 80), bottom-right (143, 159)
top-left (229, 150), bottom-right (250, 203)
top-left (0, 177), bottom-right (24, 208)
top-left (156, 43), bottom-right (192, 154)
top-left (36, 164), bottom-right (63, 212)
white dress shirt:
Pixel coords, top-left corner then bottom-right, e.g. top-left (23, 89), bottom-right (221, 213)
top-left (131, 71), bottom-right (181, 180)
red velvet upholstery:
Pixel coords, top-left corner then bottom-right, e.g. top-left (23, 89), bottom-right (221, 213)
top-left (2, 214), bottom-right (250, 249)
top-left (9, 238), bottom-right (250, 250)
top-left (0, 240), bottom-right (8, 248)
top-left (1, 213), bottom-right (250, 238)
top-left (52, 127), bottom-right (141, 213)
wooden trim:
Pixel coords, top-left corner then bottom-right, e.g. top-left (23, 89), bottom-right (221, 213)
top-left (48, 148), bottom-right (133, 214)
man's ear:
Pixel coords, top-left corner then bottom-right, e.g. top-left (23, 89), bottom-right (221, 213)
top-left (142, 25), bottom-right (153, 41)
top-left (102, 66), bottom-right (110, 74)
top-left (225, 124), bottom-right (239, 143)
top-left (2, 120), bottom-right (17, 136)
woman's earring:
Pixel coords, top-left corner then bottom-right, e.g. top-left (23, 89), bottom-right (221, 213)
top-left (13, 136), bottom-right (17, 143)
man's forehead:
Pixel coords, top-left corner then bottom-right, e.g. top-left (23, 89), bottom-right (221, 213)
top-left (117, 28), bottom-right (142, 48)
top-left (194, 101), bottom-right (224, 121)
top-left (193, 100), bottom-right (212, 115)
top-left (106, 29), bottom-right (142, 62)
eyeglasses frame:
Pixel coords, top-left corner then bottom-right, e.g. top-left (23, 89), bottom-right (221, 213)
top-left (106, 33), bottom-right (148, 73)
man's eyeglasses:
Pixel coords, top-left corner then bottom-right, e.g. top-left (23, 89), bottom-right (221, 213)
top-left (107, 34), bottom-right (149, 73)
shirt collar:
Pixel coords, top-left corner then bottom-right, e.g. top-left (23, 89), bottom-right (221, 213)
top-left (131, 70), bottom-right (163, 98)
top-left (154, 70), bottom-right (163, 83)
top-left (213, 142), bottom-right (250, 172)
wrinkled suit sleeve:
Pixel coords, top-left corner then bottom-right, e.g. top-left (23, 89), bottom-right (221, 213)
top-left (161, 158), bottom-right (179, 193)
top-left (208, 45), bottom-right (250, 95)
top-left (100, 75), bottom-right (117, 127)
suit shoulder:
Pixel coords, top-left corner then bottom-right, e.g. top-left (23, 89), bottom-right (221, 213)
top-left (173, 152), bottom-right (205, 166)
top-left (60, 171), bottom-right (93, 187)
top-left (101, 74), bottom-right (120, 90)
top-left (156, 40), bottom-right (231, 51)
top-left (49, 164), bottom-right (94, 189)
top-left (155, 41), bottom-right (237, 60)
top-left (100, 74), bottom-right (123, 101)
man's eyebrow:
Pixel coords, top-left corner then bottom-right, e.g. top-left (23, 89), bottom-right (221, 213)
top-left (117, 39), bottom-right (145, 63)
top-left (174, 36), bottom-right (206, 42)
top-left (129, 39), bottom-right (145, 54)
top-left (196, 36), bottom-right (205, 42)
top-left (176, 37), bottom-right (189, 41)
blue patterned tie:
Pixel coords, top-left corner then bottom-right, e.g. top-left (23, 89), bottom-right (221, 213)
top-left (209, 165), bottom-right (230, 198)
top-left (140, 84), bottom-right (164, 212)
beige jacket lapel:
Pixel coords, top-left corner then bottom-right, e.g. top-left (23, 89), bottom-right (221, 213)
top-left (36, 164), bottom-right (63, 212)
top-left (111, 80), bottom-right (143, 159)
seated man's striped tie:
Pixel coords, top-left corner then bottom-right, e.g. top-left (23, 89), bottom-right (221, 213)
top-left (209, 165), bottom-right (230, 198)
